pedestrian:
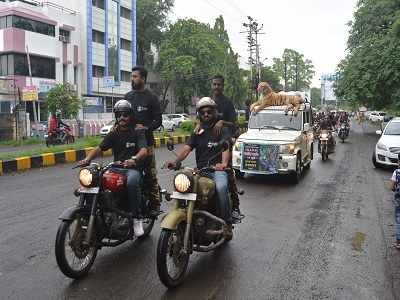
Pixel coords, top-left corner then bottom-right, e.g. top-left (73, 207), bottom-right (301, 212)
top-left (389, 153), bottom-right (400, 249)
top-left (124, 66), bottom-right (162, 216)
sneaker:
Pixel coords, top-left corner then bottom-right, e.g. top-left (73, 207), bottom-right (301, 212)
top-left (133, 219), bottom-right (144, 237)
top-left (232, 208), bottom-right (244, 220)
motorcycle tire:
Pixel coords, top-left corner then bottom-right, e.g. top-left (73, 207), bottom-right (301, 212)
top-left (55, 219), bottom-right (97, 279)
top-left (66, 135), bottom-right (75, 144)
top-left (157, 227), bottom-right (189, 288)
top-left (322, 145), bottom-right (328, 161)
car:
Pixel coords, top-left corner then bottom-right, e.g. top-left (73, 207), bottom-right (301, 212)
top-left (100, 120), bottom-right (115, 137)
top-left (370, 111), bottom-right (386, 122)
top-left (232, 102), bottom-right (314, 183)
top-left (158, 115), bottom-right (176, 131)
top-left (372, 118), bottom-right (400, 168)
top-left (166, 114), bottom-right (191, 127)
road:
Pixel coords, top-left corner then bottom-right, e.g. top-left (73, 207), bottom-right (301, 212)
top-left (0, 122), bottom-right (399, 300)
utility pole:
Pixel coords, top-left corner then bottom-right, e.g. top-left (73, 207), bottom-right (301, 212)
top-left (242, 16), bottom-right (264, 100)
top-left (26, 46), bottom-right (37, 124)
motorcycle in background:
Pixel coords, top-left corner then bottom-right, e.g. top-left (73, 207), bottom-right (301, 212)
top-left (45, 124), bottom-right (75, 147)
top-left (318, 130), bottom-right (335, 161)
top-left (338, 122), bottom-right (349, 143)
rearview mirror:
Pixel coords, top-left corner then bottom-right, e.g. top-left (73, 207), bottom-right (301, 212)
top-left (166, 139), bottom-right (175, 151)
top-left (376, 130), bottom-right (382, 135)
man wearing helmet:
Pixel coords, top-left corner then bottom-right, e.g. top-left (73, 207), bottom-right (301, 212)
top-left (165, 97), bottom-right (233, 236)
top-left (78, 100), bottom-right (149, 236)
top-left (125, 66), bottom-right (162, 216)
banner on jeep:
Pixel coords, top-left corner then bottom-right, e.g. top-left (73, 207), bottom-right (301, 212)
top-left (241, 143), bottom-right (279, 174)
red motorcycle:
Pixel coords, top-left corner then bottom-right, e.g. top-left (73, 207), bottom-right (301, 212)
top-left (55, 162), bottom-right (160, 279)
top-left (45, 124), bottom-right (75, 146)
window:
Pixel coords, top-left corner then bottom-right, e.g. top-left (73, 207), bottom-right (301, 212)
top-left (12, 15), bottom-right (55, 36)
top-left (120, 6), bottom-right (131, 20)
top-left (74, 66), bottom-right (78, 85)
top-left (59, 29), bottom-right (70, 43)
top-left (121, 70), bottom-right (131, 82)
top-left (92, 65), bottom-right (104, 77)
top-left (92, 29), bottom-right (104, 44)
top-left (92, 0), bottom-right (104, 9)
top-left (120, 38), bottom-right (131, 51)
top-left (63, 65), bottom-right (67, 83)
top-left (0, 53), bottom-right (55, 79)
top-left (0, 101), bottom-right (11, 113)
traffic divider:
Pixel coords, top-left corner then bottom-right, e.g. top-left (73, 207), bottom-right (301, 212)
top-left (0, 135), bottom-right (190, 175)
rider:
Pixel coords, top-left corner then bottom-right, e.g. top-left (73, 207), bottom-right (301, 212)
top-left (389, 154), bottom-right (400, 249)
top-left (165, 97), bottom-right (233, 237)
top-left (78, 100), bottom-right (149, 236)
top-left (319, 115), bottom-right (335, 148)
top-left (124, 66), bottom-right (162, 216)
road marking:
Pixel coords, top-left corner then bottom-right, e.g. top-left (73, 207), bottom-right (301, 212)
top-left (352, 232), bottom-right (366, 252)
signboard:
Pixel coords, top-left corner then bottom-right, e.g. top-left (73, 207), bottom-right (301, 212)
top-left (22, 86), bottom-right (38, 101)
top-left (241, 143), bottom-right (280, 174)
top-left (83, 96), bottom-right (102, 106)
top-left (102, 76), bottom-right (115, 88)
top-left (38, 80), bottom-right (56, 93)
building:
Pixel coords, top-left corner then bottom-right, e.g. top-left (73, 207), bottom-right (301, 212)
top-left (0, 0), bottom-right (137, 126)
top-left (320, 73), bottom-right (338, 107)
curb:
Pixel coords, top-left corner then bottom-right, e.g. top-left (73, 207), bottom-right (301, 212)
top-left (0, 135), bottom-right (190, 175)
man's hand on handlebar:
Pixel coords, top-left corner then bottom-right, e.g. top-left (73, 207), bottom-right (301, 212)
top-left (214, 163), bottom-right (227, 171)
top-left (77, 158), bottom-right (91, 167)
top-left (122, 159), bottom-right (136, 168)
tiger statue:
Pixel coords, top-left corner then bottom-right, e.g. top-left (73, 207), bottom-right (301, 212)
top-left (250, 82), bottom-right (304, 116)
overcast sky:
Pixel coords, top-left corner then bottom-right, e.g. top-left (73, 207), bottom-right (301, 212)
top-left (171, 0), bottom-right (358, 88)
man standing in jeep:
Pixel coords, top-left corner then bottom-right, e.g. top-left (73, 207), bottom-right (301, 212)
top-left (125, 66), bottom-right (162, 216)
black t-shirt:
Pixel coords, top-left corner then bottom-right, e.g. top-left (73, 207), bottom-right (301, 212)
top-left (186, 126), bottom-right (231, 169)
top-left (99, 127), bottom-right (148, 168)
top-left (124, 89), bottom-right (162, 146)
top-left (213, 94), bottom-right (237, 135)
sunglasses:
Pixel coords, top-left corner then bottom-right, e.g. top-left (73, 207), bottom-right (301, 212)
top-left (116, 112), bottom-right (130, 118)
top-left (199, 109), bottom-right (214, 116)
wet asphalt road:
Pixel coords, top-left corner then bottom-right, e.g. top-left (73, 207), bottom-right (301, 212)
top-left (1, 122), bottom-right (400, 300)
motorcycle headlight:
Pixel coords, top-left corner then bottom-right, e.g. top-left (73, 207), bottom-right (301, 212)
top-left (321, 133), bottom-right (328, 139)
top-left (280, 144), bottom-right (296, 154)
top-left (233, 141), bottom-right (243, 152)
top-left (174, 173), bottom-right (192, 193)
top-left (377, 142), bottom-right (388, 151)
top-left (79, 168), bottom-right (93, 187)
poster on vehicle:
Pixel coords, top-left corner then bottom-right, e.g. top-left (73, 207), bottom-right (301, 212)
top-left (241, 143), bottom-right (280, 174)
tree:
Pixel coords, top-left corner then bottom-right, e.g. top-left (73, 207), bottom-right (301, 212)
top-left (272, 49), bottom-right (315, 91)
top-left (45, 83), bottom-right (82, 119)
top-left (260, 65), bottom-right (282, 91)
top-left (335, 0), bottom-right (400, 110)
top-left (311, 87), bottom-right (321, 104)
top-left (136, 0), bottom-right (174, 68)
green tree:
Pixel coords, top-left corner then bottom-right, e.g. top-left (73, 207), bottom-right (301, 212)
top-left (272, 49), bottom-right (315, 91)
top-left (45, 83), bottom-right (82, 119)
top-left (136, 0), bottom-right (174, 68)
top-left (335, 0), bottom-right (400, 110)
top-left (311, 87), bottom-right (321, 104)
top-left (260, 65), bottom-right (282, 91)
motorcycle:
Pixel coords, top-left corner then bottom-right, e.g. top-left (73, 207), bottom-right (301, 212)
top-left (156, 141), bottom-right (242, 288)
top-left (318, 130), bottom-right (335, 161)
top-left (45, 124), bottom-right (75, 147)
top-left (55, 162), bottom-right (158, 279)
top-left (337, 122), bottom-right (349, 143)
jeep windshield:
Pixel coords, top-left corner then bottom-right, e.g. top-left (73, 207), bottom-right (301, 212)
top-left (249, 112), bottom-right (302, 130)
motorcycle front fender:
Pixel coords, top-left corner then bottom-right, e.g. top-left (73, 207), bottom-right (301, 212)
top-left (160, 209), bottom-right (187, 230)
top-left (58, 206), bottom-right (85, 221)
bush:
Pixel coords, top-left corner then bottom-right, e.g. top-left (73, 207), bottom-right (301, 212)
top-left (179, 120), bottom-right (195, 133)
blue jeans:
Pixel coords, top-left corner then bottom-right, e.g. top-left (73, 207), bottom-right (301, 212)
top-left (395, 197), bottom-right (400, 241)
top-left (208, 171), bottom-right (232, 224)
top-left (114, 168), bottom-right (143, 218)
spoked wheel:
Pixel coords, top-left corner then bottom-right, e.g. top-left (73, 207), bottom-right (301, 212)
top-left (55, 217), bottom-right (97, 279)
top-left (321, 144), bottom-right (328, 161)
top-left (157, 224), bottom-right (190, 288)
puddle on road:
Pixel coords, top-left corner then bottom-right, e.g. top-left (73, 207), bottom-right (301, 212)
top-left (351, 232), bottom-right (366, 252)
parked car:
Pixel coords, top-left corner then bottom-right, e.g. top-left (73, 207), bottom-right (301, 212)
top-left (158, 115), bottom-right (176, 131)
top-left (372, 117), bottom-right (400, 168)
top-left (100, 120), bottom-right (115, 137)
top-left (166, 113), bottom-right (191, 127)
top-left (369, 111), bottom-right (386, 122)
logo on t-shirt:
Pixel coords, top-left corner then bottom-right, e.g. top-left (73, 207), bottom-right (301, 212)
top-left (137, 106), bottom-right (148, 112)
top-left (126, 142), bottom-right (136, 148)
top-left (207, 142), bottom-right (218, 148)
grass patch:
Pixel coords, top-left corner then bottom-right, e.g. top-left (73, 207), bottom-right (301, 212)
top-left (0, 137), bottom-right (43, 147)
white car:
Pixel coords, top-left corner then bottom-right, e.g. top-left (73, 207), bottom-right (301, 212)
top-left (369, 111), bottom-right (386, 122)
top-left (373, 118), bottom-right (400, 168)
top-left (232, 102), bottom-right (314, 183)
top-left (100, 120), bottom-right (115, 137)
top-left (166, 114), bottom-right (191, 127)
top-left (158, 115), bottom-right (176, 131)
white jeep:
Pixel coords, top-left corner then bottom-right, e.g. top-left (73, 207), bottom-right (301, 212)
top-left (232, 103), bottom-right (314, 183)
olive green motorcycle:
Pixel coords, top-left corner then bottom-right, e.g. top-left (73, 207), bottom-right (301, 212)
top-left (157, 141), bottom-right (242, 288)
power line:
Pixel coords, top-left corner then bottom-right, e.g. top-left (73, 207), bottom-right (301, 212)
top-left (200, 0), bottom-right (244, 23)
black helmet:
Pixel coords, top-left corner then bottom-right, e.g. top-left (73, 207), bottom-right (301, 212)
top-left (114, 100), bottom-right (132, 114)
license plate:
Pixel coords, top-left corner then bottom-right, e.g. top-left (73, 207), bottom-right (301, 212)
top-left (171, 192), bottom-right (197, 201)
top-left (79, 187), bottom-right (99, 194)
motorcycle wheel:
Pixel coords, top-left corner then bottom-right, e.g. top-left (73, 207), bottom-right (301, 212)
top-left (55, 218), bottom-right (97, 279)
top-left (67, 135), bottom-right (75, 144)
top-left (157, 226), bottom-right (190, 288)
top-left (322, 145), bottom-right (328, 161)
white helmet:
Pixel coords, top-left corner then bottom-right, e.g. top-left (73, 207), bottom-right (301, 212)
top-left (196, 97), bottom-right (217, 111)
top-left (114, 99), bottom-right (132, 114)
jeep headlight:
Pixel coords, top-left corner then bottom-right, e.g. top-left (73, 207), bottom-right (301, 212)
top-left (233, 141), bottom-right (243, 152)
top-left (280, 144), bottom-right (295, 154)
top-left (174, 173), bottom-right (192, 193)
top-left (377, 142), bottom-right (388, 151)
top-left (79, 168), bottom-right (93, 187)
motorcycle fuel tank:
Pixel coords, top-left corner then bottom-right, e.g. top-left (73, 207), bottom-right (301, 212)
top-left (102, 170), bottom-right (126, 193)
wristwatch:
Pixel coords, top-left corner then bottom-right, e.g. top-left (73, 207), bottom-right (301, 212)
top-left (131, 156), bottom-right (137, 162)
